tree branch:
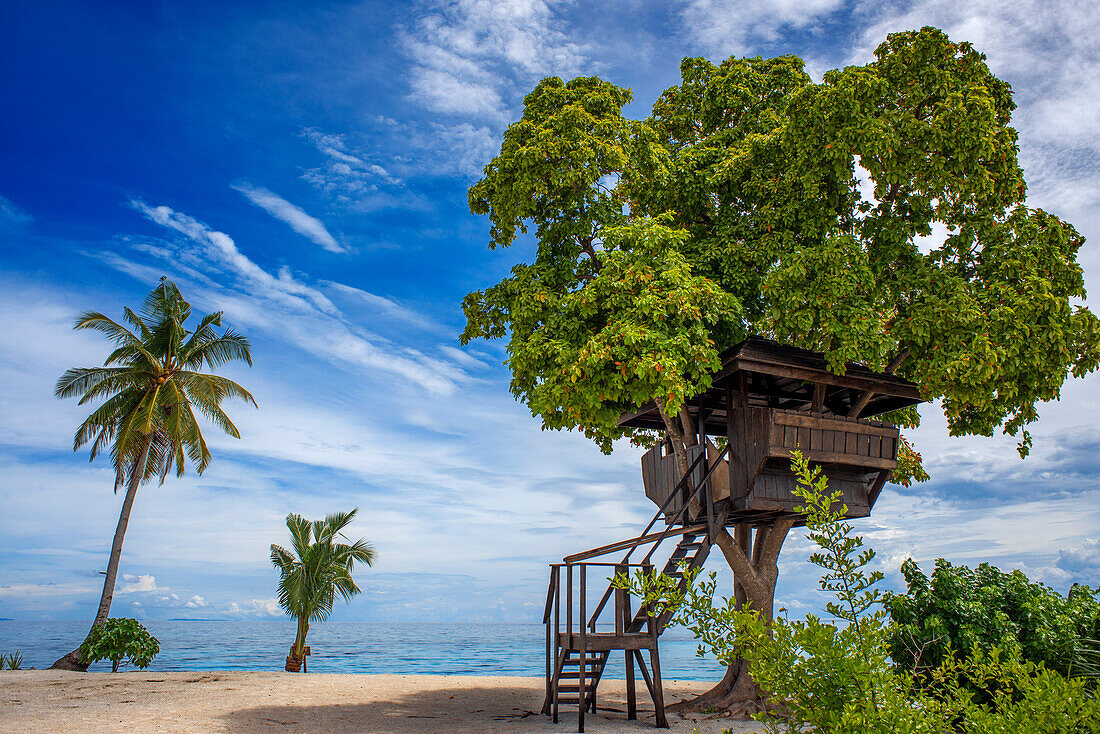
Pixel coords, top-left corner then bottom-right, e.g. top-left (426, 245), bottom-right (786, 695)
top-left (714, 527), bottom-right (763, 598)
top-left (885, 348), bottom-right (910, 374)
top-left (848, 390), bottom-right (874, 418)
top-left (679, 406), bottom-right (697, 447)
top-left (655, 398), bottom-right (688, 478)
top-left (578, 237), bottom-right (600, 269)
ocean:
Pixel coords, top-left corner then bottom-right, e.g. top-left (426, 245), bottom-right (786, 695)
top-left (0, 621), bottom-right (725, 680)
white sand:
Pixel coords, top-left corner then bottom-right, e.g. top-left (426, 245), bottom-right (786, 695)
top-left (0, 671), bottom-right (766, 733)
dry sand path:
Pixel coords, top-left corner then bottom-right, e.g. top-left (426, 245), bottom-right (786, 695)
top-left (0, 671), bottom-right (766, 733)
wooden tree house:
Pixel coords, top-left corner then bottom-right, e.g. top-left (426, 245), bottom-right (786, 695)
top-left (542, 337), bottom-right (923, 730)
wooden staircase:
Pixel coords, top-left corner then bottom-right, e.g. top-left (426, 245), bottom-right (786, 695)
top-left (542, 444), bottom-right (729, 731)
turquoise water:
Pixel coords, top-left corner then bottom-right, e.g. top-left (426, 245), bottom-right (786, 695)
top-left (0, 621), bottom-right (724, 680)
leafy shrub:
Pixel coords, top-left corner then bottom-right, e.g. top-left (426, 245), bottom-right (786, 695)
top-left (886, 557), bottom-right (1100, 681)
top-left (80, 618), bottom-right (160, 672)
top-left (1, 650), bottom-right (23, 669)
top-left (617, 451), bottom-right (1100, 733)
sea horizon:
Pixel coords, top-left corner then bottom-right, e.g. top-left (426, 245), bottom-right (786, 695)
top-left (0, 620), bottom-right (723, 681)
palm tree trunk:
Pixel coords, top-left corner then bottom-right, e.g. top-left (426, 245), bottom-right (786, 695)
top-left (51, 433), bottom-right (154, 671)
top-left (286, 617), bottom-right (310, 672)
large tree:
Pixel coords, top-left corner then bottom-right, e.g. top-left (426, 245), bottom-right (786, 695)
top-left (462, 28), bottom-right (1099, 710)
top-left (51, 279), bottom-right (256, 670)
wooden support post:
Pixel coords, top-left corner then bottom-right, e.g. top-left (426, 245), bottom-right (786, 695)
top-left (811, 382), bottom-right (826, 414)
top-left (644, 562), bottom-right (667, 728)
top-left (578, 564), bottom-right (586, 732)
top-left (545, 566), bottom-right (553, 715)
top-left (622, 574), bottom-right (636, 721)
top-left (553, 565), bottom-right (561, 724)
top-left (649, 643), bottom-right (667, 728)
top-left (566, 564), bottom-right (573, 640)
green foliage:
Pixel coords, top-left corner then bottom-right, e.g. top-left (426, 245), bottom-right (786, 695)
top-left (1071, 638), bottom-right (1100, 685)
top-left (56, 278), bottom-right (256, 489)
top-left (80, 618), bottom-right (160, 672)
top-left (270, 508), bottom-right (375, 659)
top-left (887, 557), bottom-right (1100, 683)
top-left (618, 453), bottom-right (1100, 731)
top-left (1, 650), bottom-right (23, 669)
top-left (464, 27), bottom-right (1099, 466)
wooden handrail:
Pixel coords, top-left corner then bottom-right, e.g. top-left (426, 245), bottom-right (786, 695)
top-left (641, 443), bottom-right (728, 565)
top-left (543, 565), bottom-right (559, 624)
top-left (562, 524), bottom-right (707, 564)
top-left (586, 443), bottom-right (729, 629)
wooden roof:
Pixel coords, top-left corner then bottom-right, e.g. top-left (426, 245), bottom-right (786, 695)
top-left (617, 336), bottom-right (923, 435)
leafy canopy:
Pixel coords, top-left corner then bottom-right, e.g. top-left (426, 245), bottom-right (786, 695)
top-left (80, 618), bottom-right (160, 672)
top-left (56, 278), bottom-right (256, 488)
top-left (463, 28), bottom-right (1099, 454)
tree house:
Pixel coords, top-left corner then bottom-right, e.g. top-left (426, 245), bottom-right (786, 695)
top-left (542, 337), bottom-right (923, 731)
top-left (620, 336), bottom-right (923, 525)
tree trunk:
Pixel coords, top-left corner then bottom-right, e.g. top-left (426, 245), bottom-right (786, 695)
top-left (286, 617), bottom-right (310, 672)
top-left (654, 398), bottom-right (796, 716)
top-left (50, 433), bottom-right (154, 671)
top-left (673, 519), bottom-right (793, 715)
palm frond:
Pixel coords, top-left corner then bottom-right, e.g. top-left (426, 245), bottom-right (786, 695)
top-left (60, 280), bottom-right (253, 490)
top-left (55, 367), bottom-right (130, 401)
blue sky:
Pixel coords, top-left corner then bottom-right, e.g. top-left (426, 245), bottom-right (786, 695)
top-left (1, 0), bottom-right (1097, 627)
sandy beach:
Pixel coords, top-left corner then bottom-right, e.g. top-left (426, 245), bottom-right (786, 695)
top-left (0, 671), bottom-right (766, 733)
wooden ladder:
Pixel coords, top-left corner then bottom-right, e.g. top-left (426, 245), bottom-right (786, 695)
top-left (542, 444), bottom-right (730, 731)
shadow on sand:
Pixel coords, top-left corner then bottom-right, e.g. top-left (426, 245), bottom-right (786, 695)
top-left (219, 683), bottom-right (666, 733)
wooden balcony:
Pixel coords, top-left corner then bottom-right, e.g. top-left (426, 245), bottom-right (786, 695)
top-left (642, 407), bottom-right (901, 524)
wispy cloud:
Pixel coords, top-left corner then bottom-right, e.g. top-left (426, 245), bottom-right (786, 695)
top-left (301, 128), bottom-right (402, 204)
top-left (231, 182), bottom-right (345, 253)
top-left (0, 194), bottom-right (32, 229)
top-left (126, 201), bottom-right (462, 394)
top-left (130, 199), bottom-right (338, 314)
top-left (680, 0), bottom-right (845, 56)
top-left (400, 0), bottom-right (588, 121)
top-left (322, 281), bottom-right (446, 333)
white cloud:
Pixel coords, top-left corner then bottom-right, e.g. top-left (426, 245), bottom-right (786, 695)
top-left (400, 0), bottom-right (587, 120)
top-left (119, 574), bottom-right (160, 593)
top-left (680, 0), bottom-right (845, 56)
top-left (186, 595), bottom-right (208, 608)
top-left (0, 583), bottom-right (97, 599)
top-left (231, 182), bottom-right (345, 253)
top-left (226, 598), bottom-right (282, 617)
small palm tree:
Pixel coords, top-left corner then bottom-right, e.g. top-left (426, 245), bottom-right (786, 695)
top-left (270, 509), bottom-right (375, 672)
top-left (51, 278), bottom-right (255, 670)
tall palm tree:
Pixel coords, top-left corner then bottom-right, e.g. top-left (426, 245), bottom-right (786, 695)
top-left (270, 509), bottom-right (375, 671)
top-left (51, 278), bottom-right (255, 670)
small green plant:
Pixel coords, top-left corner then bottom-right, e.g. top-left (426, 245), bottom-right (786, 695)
top-left (1, 650), bottom-right (23, 669)
top-left (80, 618), bottom-right (160, 672)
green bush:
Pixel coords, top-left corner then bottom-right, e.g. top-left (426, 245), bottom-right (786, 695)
top-left (1, 650), bottom-right (23, 669)
top-left (886, 558), bottom-right (1100, 681)
top-left (80, 618), bottom-right (160, 672)
top-left (617, 452), bottom-right (1100, 733)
